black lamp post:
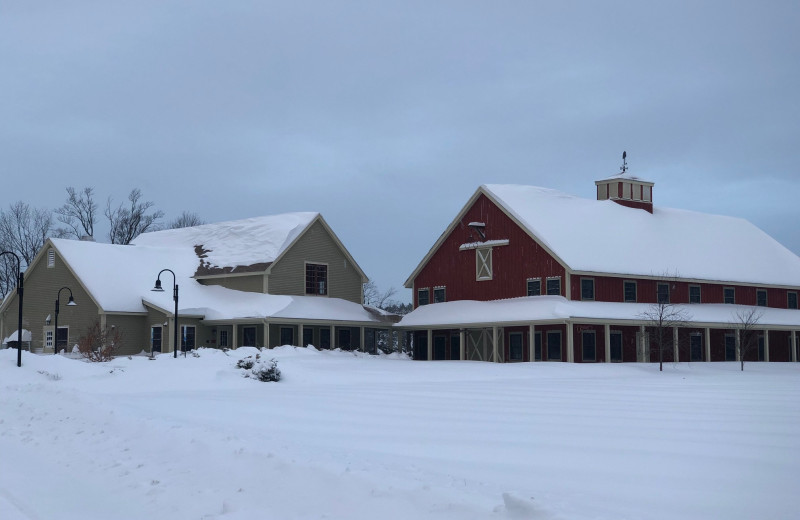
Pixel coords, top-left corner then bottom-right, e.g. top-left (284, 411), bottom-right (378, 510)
top-left (152, 269), bottom-right (179, 358)
top-left (1, 251), bottom-right (24, 367)
top-left (53, 286), bottom-right (77, 354)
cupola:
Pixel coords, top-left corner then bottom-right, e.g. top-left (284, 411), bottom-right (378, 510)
top-left (594, 151), bottom-right (654, 213)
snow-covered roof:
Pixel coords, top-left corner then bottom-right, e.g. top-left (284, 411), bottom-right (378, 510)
top-left (483, 184), bottom-right (800, 287)
top-left (2, 329), bottom-right (31, 344)
top-left (397, 296), bottom-right (800, 329)
top-left (48, 239), bottom-right (386, 325)
top-left (131, 213), bottom-right (318, 273)
top-left (595, 172), bottom-right (653, 183)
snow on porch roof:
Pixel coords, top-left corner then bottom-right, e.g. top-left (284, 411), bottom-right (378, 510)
top-left (130, 212), bottom-right (319, 272)
top-left (397, 296), bottom-right (800, 329)
top-left (483, 184), bottom-right (800, 287)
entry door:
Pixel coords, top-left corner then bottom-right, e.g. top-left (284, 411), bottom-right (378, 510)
top-left (433, 336), bottom-right (446, 360)
top-left (509, 333), bottom-right (523, 362)
top-left (547, 331), bottom-right (561, 361)
top-left (303, 327), bottom-right (314, 348)
top-left (56, 327), bottom-right (69, 351)
top-left (610, 332), bottom-right (623, 362)
top-left (414, 334), bottom-right (427, 360)
top-left (690, 334), bottom-right (703, 361)
top-left (181, 326), bottom-right (196, 352)
top-left (725, 335), bottom-right (736, 361)
top-left (151, 326), bottom-right (162, 353)
top-left (242, 326), bottom-right (256, 347)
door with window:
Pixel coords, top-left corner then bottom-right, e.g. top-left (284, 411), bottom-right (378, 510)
top-left (509, 332), bottom-right (524, 362)
top-left (725, 335), bottom-right (736, 361)
top-left (303, 327), bottom-right (314, 348)
top-left (690, 334), bottom-right (703, 361)
top-left (242, 326), bottom-right (256, 347)
top-left (181, 325), bottom-right (196, 352)
top-left (610, 332), bottom-right (623, 362)
top-left (56, 327), bottom-right (69, 352)
top-left (151, 326), bottom-right (162, 353)
top-left (433, 335), bottom-right (446, 360)
top-left (546, 331), bottom-right (561, 361)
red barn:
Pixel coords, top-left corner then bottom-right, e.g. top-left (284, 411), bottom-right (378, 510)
top-left (398, 173), bottom-right (800, 364)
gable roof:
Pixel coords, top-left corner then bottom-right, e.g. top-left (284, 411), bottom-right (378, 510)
top-left (131, 212), bottom-right (319, 275)
top-left (405, 184), bottom-right (800, 288)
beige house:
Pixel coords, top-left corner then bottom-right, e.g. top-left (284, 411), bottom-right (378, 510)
top-left (0, 212), bottom-right (397, 356)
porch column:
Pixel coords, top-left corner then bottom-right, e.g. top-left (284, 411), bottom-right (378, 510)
top-left (673, 327), bottom-right (679, 362)
top-left (566, 322), bottom-right (574, 363)
top-left (264, 322), bottom-right (270, 349)
top-left (360, 326), bottom-right (365, 352)
top-left (492, 326), bottom-right (498, 363)
top-left (529, 324), bottom-right (536, 362)
top-left (604, 324), bottom-right (611, 363)
top-left (639, 325), bottom-right (645, 362)
top-left (735, 329), bottom-right (741, 362)
top-left (704, 327), bottom-right (711, 362)
top-left (764, 329), bottom-right (770, 362)
top-left (427, 329), bottom-right (433, 360)
top-left (459, 329), bottom-right (465, 361)
top-left (232, 324), bottom-right (238, 350)
top-left (792, 331), bottom-right (797, 362)
top-left (298, 323), bottom-right (304, 347)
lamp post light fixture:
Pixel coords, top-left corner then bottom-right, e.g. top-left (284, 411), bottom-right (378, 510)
top-left (0, 251), bottom-right (24, 367)
top-left (53, 286), bottom-right (77, 355)
top-left (152, 269), bottom-right (179, 358)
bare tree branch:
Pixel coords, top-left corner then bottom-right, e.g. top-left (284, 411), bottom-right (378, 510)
top-left (105, 189), bottom-right (164, 244)
top-left (731, 307), bottom-right (763, 371)
top-left (55, 186), bottom-right (97, 239)
top-left (169, 211), bottom-right (205, 229)
top-left (638, 301), bottom-right (691, 371)
top-left (0, 201), bottom-right (53, 297)
top-left (363, 281), bottom-right (398, 309)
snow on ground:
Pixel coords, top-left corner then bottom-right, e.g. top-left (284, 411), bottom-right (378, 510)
top-left (1, 347), bottom-right (798, 520)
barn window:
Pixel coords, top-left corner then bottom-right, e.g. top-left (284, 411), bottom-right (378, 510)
top-left (756, 289), bottom-right (767, 307)
top-left (47, 249), bottom-right (55, 268)
top-left (581, 278), bottom-right (595, 301)
top-left (476, 248), bottom-right (492, 281)
top-left (624, 280), bottom-right (637, 303)
top-left (433, 287), bottom-right (446, 303)
top-left (527, 278), bottom-right (541, 296)
top-left (789, 292), bottom-right (798, 309)
top-left (546, 277), bottom-right (561, 296)
top-left (657, 283), bottom-right (670, 304)
top-left (305, 263), bottom-right (328, 295)
top-left (724, 287), bottom-right (735, 304)
top-left (689, 285), bottom-right (701, 304)
top-left (417, 288), bottom-right (430, 306)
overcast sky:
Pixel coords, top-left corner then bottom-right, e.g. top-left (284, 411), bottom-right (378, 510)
top-left (2, 1), bottom-right (799, 301)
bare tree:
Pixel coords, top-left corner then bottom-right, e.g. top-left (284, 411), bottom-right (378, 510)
top-left (0, 201), bottom-right (53, 297)
top-left (105, 189), bottom-right (164, 244)
top-left (169, 211), bottom-right (205, 229)
top-left (639, 301), bottom-right (691, 371)
top-left (55, 187), bottom-right (97, 239)
top-left (363, 281), bottom-right (398, 308)
top-left (731, 307), bottom-right (763, 371)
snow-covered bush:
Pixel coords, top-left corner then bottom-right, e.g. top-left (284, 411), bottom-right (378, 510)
top-left (236, 353), bottom-right (280, 382)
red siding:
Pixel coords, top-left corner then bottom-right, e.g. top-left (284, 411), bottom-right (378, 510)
top-left (413, 193), bottom-right (566, 306)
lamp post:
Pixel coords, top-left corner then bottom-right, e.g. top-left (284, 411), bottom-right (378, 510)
top-left (152, 269), bottom-right (179, 358)
top-left (1, 251), bottom-right (23, 367)
top-left (53, 286), bottom-right (77, 354)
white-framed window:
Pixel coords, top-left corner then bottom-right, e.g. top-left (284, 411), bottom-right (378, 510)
top-left (47, 249), bottom-right (55, 268)
top-left (756, 289), bottom-right (767, 307)
top-left (788, 292), bottom-right (798, 309)
top-left (476, 248), bottom-right (492, 281)
top-left (433, 286), bottom-right (446, 303)
top-left (723, 287), bottom-right (735, 304)
top-left (581, 278), bottom-right (595, 301)
top-left (689, 285), bottom-right (701, 304)
top-left (546, 277), bottom-right (561, 296)
top-left (657, 283), bottom-right (670, 304)
top-left (623, 280), bottom-right (637, 303)
top-left (417, 287), bottom-right (430, 306)
top-left (44, 327), bottom-right (54, 349)
top-left (219, 329), bottom-right (229, 348)
top-left (180, 325), bottom-right (196, 351)
top-left (527, 278), bottom-right (541, 296)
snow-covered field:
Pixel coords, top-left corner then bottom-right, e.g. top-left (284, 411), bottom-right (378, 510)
top-left (1, 347), bottom-right (798, 520)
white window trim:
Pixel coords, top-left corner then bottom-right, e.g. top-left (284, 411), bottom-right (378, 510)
top-left (723, 287), bottom-right (735, 304)
top-left (623, 280), bottom-right (637, 303)
top-left (527, 277), bottom-right (542, 296)
top-left (417, 287), bottom-right (430, 306)
top-left (218, 329), bottom-right (229, 348)
top-left (476, 248), bottom-right (492, 281)
top-left (788, 291), bottom-right (798, 309)
top-left (433, 286), bottom-right (446, 304)
top-left (546, 276), bottom-right (561, 296)
top-left (580, 277), bottom-right (595, 301)
top-left (657, 283), bottom-right (670, 304)
top-left (756, 289), bottom-right (768, 307)
top-left (689, 284), bottom-right (701, 304)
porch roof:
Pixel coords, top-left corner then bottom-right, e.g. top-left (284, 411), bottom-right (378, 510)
top-left (396, 296), bottom-right (800, 329)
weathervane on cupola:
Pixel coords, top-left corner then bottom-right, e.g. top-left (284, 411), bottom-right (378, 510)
top-left (620, 151), bottom-right (628, 174)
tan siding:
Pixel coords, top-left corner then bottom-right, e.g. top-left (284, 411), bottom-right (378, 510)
top-left (198, 275), bottom-right (264, 293)
top-left (269, 221), bottom-right (363, 303)
top-left (106, 314), bottom-right (148, 356)
top-left (1, 246), bottom-right (100, 351)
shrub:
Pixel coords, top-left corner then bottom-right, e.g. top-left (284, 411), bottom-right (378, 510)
top-left (78, 320), bottom-right (122, 362)
top-left (251, 358), bottom-right (281, 382)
